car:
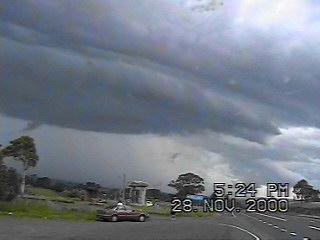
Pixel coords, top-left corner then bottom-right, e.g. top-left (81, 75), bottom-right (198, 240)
top-left (97, 204), bottom-right (150, 222)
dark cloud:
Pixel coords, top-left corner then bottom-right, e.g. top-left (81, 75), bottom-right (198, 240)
top-left (1, 0), bottom-right (320, 145)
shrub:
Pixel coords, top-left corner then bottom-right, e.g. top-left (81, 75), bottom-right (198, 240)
top-left (0, 163), bottom-right (21, 201)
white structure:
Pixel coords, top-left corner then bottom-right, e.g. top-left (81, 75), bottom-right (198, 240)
top-left (124, 180), bottom-right (148, 205)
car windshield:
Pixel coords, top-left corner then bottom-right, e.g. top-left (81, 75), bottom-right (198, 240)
top-left (116, 206), bottom-right (125, 211)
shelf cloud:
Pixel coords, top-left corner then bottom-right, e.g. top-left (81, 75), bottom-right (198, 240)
top-left (1, 0), bottom-right (320, 190)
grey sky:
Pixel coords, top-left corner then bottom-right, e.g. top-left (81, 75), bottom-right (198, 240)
top-left (1, 0), bottom-right (320, 193)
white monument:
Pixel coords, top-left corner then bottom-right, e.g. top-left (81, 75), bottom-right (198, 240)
top-left (125, 180), bottom-right (149, 205)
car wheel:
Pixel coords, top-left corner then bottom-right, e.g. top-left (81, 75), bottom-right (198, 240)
top-left (138, 215), bottom-right (145, 222)
top-left (111, 215), bottom-right (118, 222)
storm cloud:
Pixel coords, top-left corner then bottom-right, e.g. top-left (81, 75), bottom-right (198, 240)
top-left (2, 0), bottom-right (320, 143)
top-left (1, 0), bottom-right (320, 191)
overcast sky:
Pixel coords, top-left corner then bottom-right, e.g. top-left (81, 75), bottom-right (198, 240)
top-left (1, 0), bottom-right (320, 194)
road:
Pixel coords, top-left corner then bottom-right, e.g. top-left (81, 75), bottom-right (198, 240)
top-left (0, 212), bottom-right (319, 240)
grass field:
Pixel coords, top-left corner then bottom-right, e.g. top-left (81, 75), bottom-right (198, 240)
top-left (26, 187), bottom-right (74, 203)
top-left (0, 200), bottom-right (96, 221)
top-left (0, 187), bottom-right (216, 221)
top-left (0, 186), bottom-right (116, 221)
top-left (27, 187), bottom-right (61, 198)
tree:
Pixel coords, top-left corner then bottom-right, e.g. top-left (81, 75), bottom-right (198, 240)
top-left (0, 165), bottom-right (21, 201)
top-left (34, 177), bottom-right (52, 189)
top-left (293, 179), bottom-right (320, 201)
top-left (85, 182), bottom-right (101, 200)
top-left (0, 144), bottom-right (21, 201)
top-left (50, 183), bottom-right (66, 193)
top-left (168, 172), bottom-right (205, 198)
top-left (1, 136), bottom-right (39, 195)
top-left (146, 189), bottom-right (162, 200)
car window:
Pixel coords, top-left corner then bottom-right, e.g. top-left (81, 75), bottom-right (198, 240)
top-left (125, 206), bottom-right (133, 211)
top-left (116, 206), bottom-right (126, 211)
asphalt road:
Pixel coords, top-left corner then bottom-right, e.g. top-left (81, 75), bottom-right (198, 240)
top-left (0, 212), bottom-right (319, 240)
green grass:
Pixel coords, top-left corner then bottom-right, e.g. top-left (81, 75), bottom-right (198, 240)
top-left (0, 195), bottom-right (215, 221)
top-left (27, 187), bottom-right (61, 198)
top-left (26, 187), bottom-right (74, 203)
top-left (0, 200), bottom-right (96, 221)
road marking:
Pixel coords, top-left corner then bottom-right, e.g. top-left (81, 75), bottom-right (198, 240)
top-left (289, 215), bottom-right (320, 223)
top-left (219, 223), bottom-right (260, 240)
top-left (253, 212), bottom-right (287, 222)
top-left (290, 232), bottom-right (297, 236)
top-left (310, 220), bottom-right (315, 223)
top-left (241, 213), bottom-right (259, 222)
top-left (309, 225), bottom-right (320, 231)
top-left (231, 211), bottom-right (236, 218)
top-left (281, 228), bottom-right (287, 232)
top-left (299, 214), bottom-right (320, 219)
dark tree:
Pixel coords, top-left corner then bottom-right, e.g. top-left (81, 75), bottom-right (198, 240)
top-left (146, 189), bottom-right (162, 200)
top-left (85, 182), bottom-right (101, 200)
top-left (168, 172), bottom-right (205, 198)
top-left (34, 177), bottom-right (52, 189)
top-left (293, 179), bottom-right (320, 201)
top-left (1, 136), bottom-right (39, 195)
top-left (51, 183), bottom-right (66, 193)
top-left (0, 144), bottom-right (21, 201)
